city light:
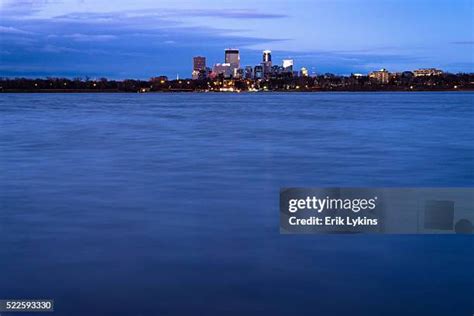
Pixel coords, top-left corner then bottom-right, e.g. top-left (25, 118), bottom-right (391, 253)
top-left (1, 47), bottom-right (462, 93)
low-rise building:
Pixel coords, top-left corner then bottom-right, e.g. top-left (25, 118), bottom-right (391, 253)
top-left (413, 68), bottom-right (443, 77)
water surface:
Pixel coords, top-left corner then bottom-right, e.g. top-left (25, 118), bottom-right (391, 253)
top-left (0, 92), bottom-right (473, 315)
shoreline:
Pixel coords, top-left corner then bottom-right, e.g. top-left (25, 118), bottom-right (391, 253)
top-left (1, 89), bottom-right (473, 94)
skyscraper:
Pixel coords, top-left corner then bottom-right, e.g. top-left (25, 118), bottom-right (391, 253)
top-left (192, 56), bottom-right (206, 79)
top-left (254, 65), bottom-right (264, 79)
top-left (300, 67), bottom-right (309, 77)
top-left (224, 49), bottom-right (240, 70)
top-left (193, 56), bottom-right (206, 71)
top-left (263, 50), bottom-right (272, 63)
top-left (262, 50), bottom-right (272, 76)
top-left (213, 63), bottom-right (232, 78)
top-left (282, 59), bottom-right (294, 72)
top-left (244, 66), bottom-right (253, 79)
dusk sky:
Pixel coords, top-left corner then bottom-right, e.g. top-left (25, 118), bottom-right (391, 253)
top-left (1, 0), bottom-right (473, 79)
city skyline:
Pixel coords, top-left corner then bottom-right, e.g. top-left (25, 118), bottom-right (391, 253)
top-left (1, 0), bottom-right (473, 79)
top-left (193, 47), bottom-right (451, 82)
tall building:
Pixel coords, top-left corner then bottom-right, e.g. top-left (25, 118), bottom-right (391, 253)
top-left (213, 63), bottom-right (232, 78)
top-left (369, 68), bottom-right (390, 84)
top-left (263, 50), bottom-right (272, 63)
top-left (300, 67), bottom-right (309, 77)
top-left (224, 49), bottom-right (240, 70)
top-left (262, 50), bottom-right (272, 76)
top-left (271, 65), bottom-right (281, 75)
top-left (244, 66), bottom-right (253, 79)
top-left (282, 59), bottom-right (294, 72)
top-left (192, 56), bottom-right (206, 80)
top-left (254, 65), bottom-right (264, 79)
top-left (193, 56), bottom-right (206, 71)
top-left (234, 68), bottom-right (244, 79)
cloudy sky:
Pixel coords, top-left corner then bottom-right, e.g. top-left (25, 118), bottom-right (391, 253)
top-left (0, 0), bottom-right (473, 79)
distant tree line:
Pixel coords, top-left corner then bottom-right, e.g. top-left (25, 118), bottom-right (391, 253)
top-left (1, 72), bottom-right (473, 92)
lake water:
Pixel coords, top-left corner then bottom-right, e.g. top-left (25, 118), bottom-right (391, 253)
top-left (0, 92), bottom-right (473, 315)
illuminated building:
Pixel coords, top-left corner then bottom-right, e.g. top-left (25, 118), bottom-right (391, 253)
top-left (213, 63), bottom-right (233, 78)
top-left (244, 66), bottom-right (253, 79)
top-left (300, 67), bottom-right (309, 77)
top-left (282, 59), bottom-right (294, 72)
top-left (413, 68), bottom-right (443, 77)
top-left (369, 68), bottom-right (390, 84)
top-left (225, 48), bottom-right (240, 71)
top-left (271, 65), bottom-right (281, 76)
top-left (234, 68), bottom-right (244, 79)
top-left (151, 76), bottom-right (168, 83)
top-left (263, 50), bottom-right (272, 63)
top-left (254, 65), bottom-right (264, 79)
top-left (192, 56), bottom-right (206, 79)
top-left (193, 56), bottom-right (206, 71)
top-left (262, 50), bottom-right (272, 76)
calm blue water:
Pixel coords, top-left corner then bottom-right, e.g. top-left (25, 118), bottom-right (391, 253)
top-left (0, 92), bottom-right (473, 316)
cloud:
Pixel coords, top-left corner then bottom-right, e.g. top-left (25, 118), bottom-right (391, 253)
top-left (169, 9), bottom-right (288, 19)
top-left (451, 41), bottom-right (474, 45)
top-left (64, 33), bottom-right (118, 42)
top-left (0, 7), bottom-right (290, 79)
top-left (2, 9), bottom-right (287, 45)
top-left (0, 0), bottom-right (64, 17)
top-left (51, 8), bottom-right (288, 22)
top-left (1, 4), bottom-right (469, 78)
top-left (52, 12), bottom-right (123, 23)
top-left (0, 26), bottom-right (34, 35)
top-left (39, 44), bottom-right (81, 53)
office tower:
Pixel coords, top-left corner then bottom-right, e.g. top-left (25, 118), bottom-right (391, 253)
top-left (213, 63), bottom-right (233, 78)
top-left (282, 59), bottom-right (294, 72)
top-left (271, 65), bottom-right (281, 77)
top-left (224, 49), bottom-right (240, 70)
top-left (263, 50), bottom-right (272, 63)
top-left (193, 56), bottom-right (206, 71)
top-left (192, 56), bottom-right (206, 79)
top-left (234, 68), bottom-right (244, 79)
top-left (262, 50), bottom-right (272, 76)
top-left (244, 66), bottom-right (253, 79)
top-left (300, 67), bottom-right (309, 77)
top-left (254, 65), bottom-right (264, 79)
